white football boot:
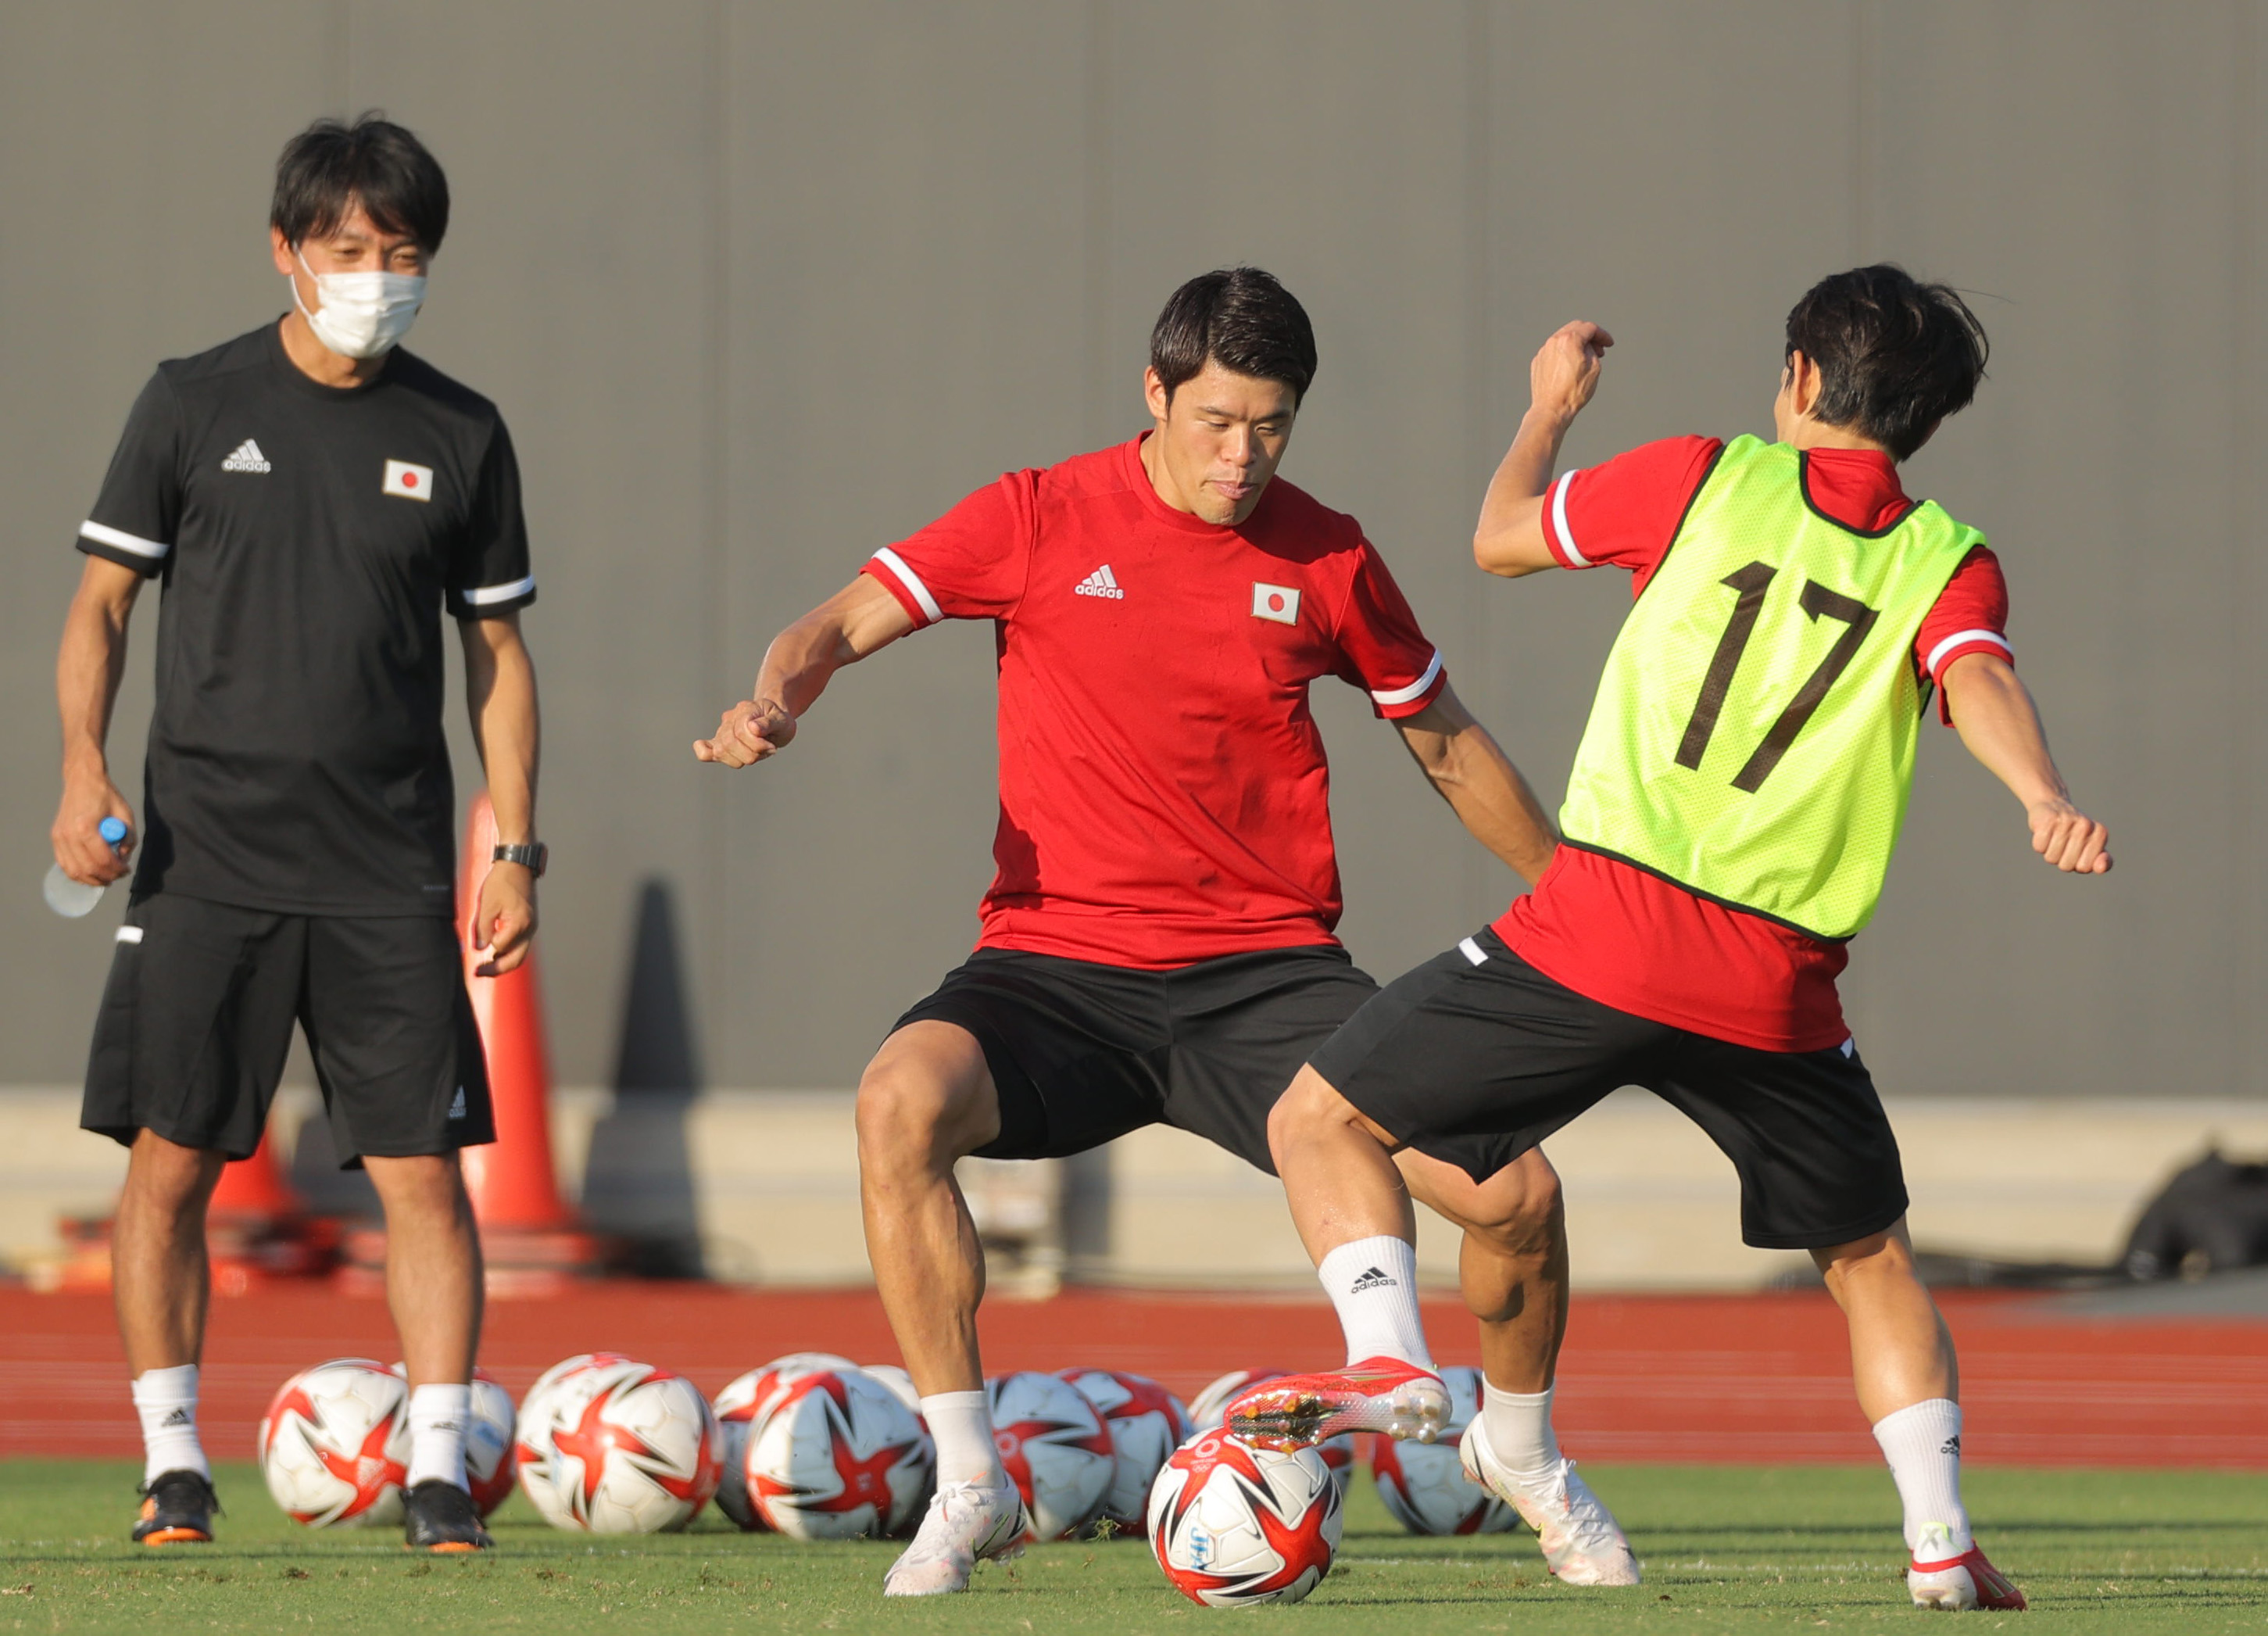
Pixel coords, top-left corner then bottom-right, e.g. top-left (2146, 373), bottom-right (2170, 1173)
top-left (1460, 1417), bottom-right (1640, 1587)
top-left (881, 1480), bottom-right (1030, 1597)
top-left (1906, 1521), bottom-right (2027, 1611)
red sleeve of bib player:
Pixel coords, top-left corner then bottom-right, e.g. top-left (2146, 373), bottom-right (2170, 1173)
top-left (1329, 539), bottom-right (1448, 720)
top-left (1537, 435), bottom-right (1724, 592)
top-left (1915, 546), bottom-right (2012, 723)
top-left (862, 470), bottom-right (1038, 627)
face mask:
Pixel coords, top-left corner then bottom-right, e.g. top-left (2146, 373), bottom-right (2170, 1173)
top-left (292, 249), bottom-right (426, 359)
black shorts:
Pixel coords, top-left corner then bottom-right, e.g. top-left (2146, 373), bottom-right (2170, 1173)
top-left (1311, 928), bottom-right (1908, 1251)
top-left (893, 944), bottom-right (1533, 1179)
top-left (81, 893), bottom-right (494, 1166)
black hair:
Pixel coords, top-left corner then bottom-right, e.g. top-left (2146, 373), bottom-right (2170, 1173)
top-left (1150, 267), bottom-right (1318, 405)
top-left (1783, 265), bottom-right (1987, 461)
top-left (271, 113), bottom-right (450, 255)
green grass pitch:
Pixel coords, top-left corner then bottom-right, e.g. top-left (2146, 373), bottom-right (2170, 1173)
top-left (2, 1461), bottom-right (2264, 1632)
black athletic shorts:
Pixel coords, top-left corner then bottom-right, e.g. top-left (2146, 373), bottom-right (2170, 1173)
top-left (81, 893), bottom-right (495, 1166)
top-left (893, 943), bottom-right (1533, 1179)
top-left (1311, 927), bottom-right (1908, 1251)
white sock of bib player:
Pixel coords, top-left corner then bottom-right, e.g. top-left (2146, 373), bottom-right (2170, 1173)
top-left (1318, 1236), bottom-right (1434, 1369)
top-left (405, 1383), bottom-right (472, 1491)
top-left (1871, 1398), bottom-right (1971, 1555)
top-left (921, 1390), bottom-right (1007, 1489)
top-left (131, 1365), bottom-right (209, 1486)
top-left (1481, 1381), bottom-right (1564, 1484)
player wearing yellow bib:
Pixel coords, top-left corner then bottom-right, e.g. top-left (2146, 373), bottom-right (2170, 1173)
top-left (1239, 267), bottom-right (2111, 1613)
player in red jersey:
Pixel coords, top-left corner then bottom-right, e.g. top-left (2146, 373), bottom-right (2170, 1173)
top-left (699, 269), bottom-right (1636, 1593)
top-left (1245, 267), bottom-right (2111, 1612)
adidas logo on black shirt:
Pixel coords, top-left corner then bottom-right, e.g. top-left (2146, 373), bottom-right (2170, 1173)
top-left (220, 439), bottom-right (271, 474)
top-left (1349, 1265), bottom-right (1397, 1293)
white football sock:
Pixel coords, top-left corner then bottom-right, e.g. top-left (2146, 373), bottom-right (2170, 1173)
top-left (405, 1383), bottom-right (471, 1491)
top-left (1481, 1380), bottom-right (1563, 1484)
top-left (1318, 1235), bottom-right (1433, 1369)
top-left (131, 1364), bottom-right (209, 1486)
top-left (1872, 1397), bottom-right (1971, 1555)
top-left (921, 1390), bottom-right (1007, 1488)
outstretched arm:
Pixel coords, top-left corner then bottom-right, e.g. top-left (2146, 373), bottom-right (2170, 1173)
top-left (1473, 320), bottom-right (1615, 578)
top-left (694, 573), bottom-right (915, 767)
top-left (1391, 683), bottom-right (1558, 886)
top-left (1940, 651), bottom-right (2111, 874)
top-left (52, 555), bottom-right (144, 886)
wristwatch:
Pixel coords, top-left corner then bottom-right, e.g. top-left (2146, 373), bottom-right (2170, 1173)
top-left (492, 842), bottom-right (548, 878)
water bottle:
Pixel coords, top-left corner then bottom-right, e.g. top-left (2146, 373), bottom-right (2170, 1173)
top-left (44, 816), bottom-right (129, 918)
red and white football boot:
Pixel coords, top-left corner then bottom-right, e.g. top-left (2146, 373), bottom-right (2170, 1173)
top-left (1224, 1356), bottom-right (1450, 1452)
top-left (882, 1480), bottom-right (1030, 1597)
top-left (1908, 1523), bottom-right (2027, 1610)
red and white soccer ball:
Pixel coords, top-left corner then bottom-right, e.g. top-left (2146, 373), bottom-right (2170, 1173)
top-left (1147, 1429), bottom-right (1343, 1606)
top-left (1186, 1367), bottom-right (1357, 1502)
top-left (1369, 1365), bottom-right (1516, 1536)
top-left (862, 1362), bottom-right (922, 1415)
top-left (710, 1352), bottom-right (856, 1531)
top-left (259, 1358), bottom-right (411, 1527)
top-left (987, 1370), bottom-right (1116, 1541)
top-left (384, 1362), bottom-right (519, 1519)
top-left (1059, 1369), bottom-right (1193, 1536)
top-left (516, 1356), bottom-right (723, 1533)
top-left (745, 1366), bottom-right (934, 1540)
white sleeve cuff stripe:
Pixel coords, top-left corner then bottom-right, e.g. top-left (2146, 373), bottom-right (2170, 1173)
top-left (1924, 628), bottom-right (2012, 677)
top-left (461, 574), bottom-right (537, 606)
top-left (1549, 471), bottom-right (1589, 567)
top-left (871, 547), bottom-right (943, 624)
top-left (80, 520), bottom-right (170, 560)
top-left (1370, 650), bottom-right (1445, 707)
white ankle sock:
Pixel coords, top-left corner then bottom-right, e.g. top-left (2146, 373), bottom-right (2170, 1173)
top-left (921, 1390), bottom-right (1006, 1488)
top-left (1318, 1236), bottom-right (1433, 1369)
top-left (131, 1364), bottom-right (209, 1486)
top-left (1872, 1398), bottom-right (1971, 1555)
top-left (1480, 1381), bottom-right (1562, 1484)
top-left (405, 1383), bottom-right (471, 1491)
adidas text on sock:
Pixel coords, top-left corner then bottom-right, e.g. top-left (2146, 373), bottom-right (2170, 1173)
top-left (1871, 1397), bottom-right (1970, 1556)
top-left (1481, 1381), bottom-right (1562, 1484)
top-left (131, 1364), bottom-right (209, 1486)
top-left (921, 1390), bottom-right (1007, 1489)
top-left (406, 1383), bottom-right (473, 1491)
top-left (1318, 1236), bottom-right (1433, 1369)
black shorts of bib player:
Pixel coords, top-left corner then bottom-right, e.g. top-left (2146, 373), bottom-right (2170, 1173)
top-left (1309, 929), bottom-right (1908, 1249)
top-left (52, 113), bottom-right (543, 1549)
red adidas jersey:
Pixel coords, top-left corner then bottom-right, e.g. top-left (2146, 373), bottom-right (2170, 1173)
top-left (1496, 437), bottom-right (2014, 1051)
top-left (864, 435), bottom-right (1447, 968)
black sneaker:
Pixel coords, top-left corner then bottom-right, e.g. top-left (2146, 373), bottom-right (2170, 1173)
top-left (134, 1470), bottom-right (218, 1545)
top-left (402, 1479), bottom-right (492, 1552)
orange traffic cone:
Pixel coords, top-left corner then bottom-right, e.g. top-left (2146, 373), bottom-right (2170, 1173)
top-left (207, 1126), bottom-right (305, 1219)
top-left (453, 793), bottom-right (605, 1292)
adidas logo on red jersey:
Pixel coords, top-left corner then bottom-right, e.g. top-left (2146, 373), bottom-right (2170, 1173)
top-left (1074, 564), bottom-right (1125, 600)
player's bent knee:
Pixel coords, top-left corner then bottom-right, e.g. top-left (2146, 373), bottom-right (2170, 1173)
top-left (855, 1027), bottom-right (999, 1169)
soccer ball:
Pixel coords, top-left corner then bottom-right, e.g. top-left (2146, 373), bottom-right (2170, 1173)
top-left (987, 1370), bottom-right (1115, 1541)
top-left (1148, 1429), bottom-right (1343, 1606)
top-left (711, 1352), bottom-right (859, 1531)
top-left (746, 1367), bottom-right (934, 1539)
top-left (525, 1351), bottom-right (636, 1402)
top-left (259, 1358), bottom-right (410, 1527)
top-left (1059, 1369), bottom-right (1192, 1535)
top-left (386, 1363), bottom-right (518, 1519)
top-left (1186, 1367), bottom-right (1356, 1502)
top-left (863, 1362), bottom-right (922, 1414)
top-left (1370, 1366), bottom-right (1516, 1536)
top-left (516, 1357), bottom-right (722, 1533)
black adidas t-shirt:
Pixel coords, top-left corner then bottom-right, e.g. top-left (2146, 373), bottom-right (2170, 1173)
top-left (77, 320), bottom-right (535, 916)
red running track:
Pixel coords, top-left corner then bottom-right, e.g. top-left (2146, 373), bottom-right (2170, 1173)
top-left (4, 1283), bottom-right (2262, 1468)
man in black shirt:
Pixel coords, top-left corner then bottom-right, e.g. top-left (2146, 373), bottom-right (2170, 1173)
top-left (49, 116), bottom-right (541, 1554)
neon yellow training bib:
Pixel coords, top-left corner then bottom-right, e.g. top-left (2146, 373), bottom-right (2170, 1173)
top-left (1558, 435), bottom-right (1983, 940)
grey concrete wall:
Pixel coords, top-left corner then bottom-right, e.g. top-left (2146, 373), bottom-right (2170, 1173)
top-left (4, 2), bottom-right (2262, 1101)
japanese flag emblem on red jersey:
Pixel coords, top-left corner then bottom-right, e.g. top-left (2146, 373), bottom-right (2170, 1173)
top-left (1252, 582), bottom-right (1300, 625)
top-left (382, 459), bottom-right (434, 502)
